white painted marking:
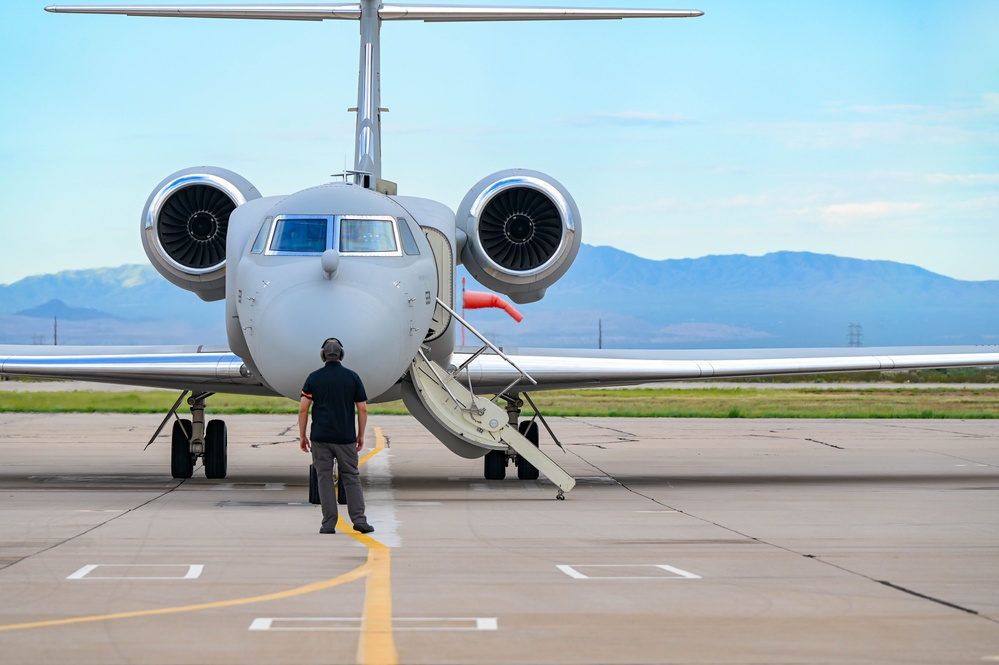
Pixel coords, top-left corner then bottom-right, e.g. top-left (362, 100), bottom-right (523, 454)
top-left (249, 617), bottom-right (497, 632)
top-left (66, 564), bottom-right (204, 580)
top-left (470, 483), bottom-right (490, 491)
top-left (657, 565), bottom-right (701, 579)
top-left (249, 618), bottom-right (275, 631)
top-left (73, 510), bottom-right (123, 513)
top-left (556, 564), bottom-right (587, 580)
top-left (67, 565), bottom-right (98, 580)
top-left (636, 510), bottom-right (679, 513)
top-left (556, 564), bottom-right (700, 580)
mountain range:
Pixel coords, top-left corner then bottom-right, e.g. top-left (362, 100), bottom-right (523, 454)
top-left (1, 245), bottom-right (997, 348)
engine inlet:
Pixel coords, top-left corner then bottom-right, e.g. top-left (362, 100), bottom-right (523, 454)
top-left (157, 183), bottom-right (234, 270)
top-left (479, 187), bottom-right (562, 271)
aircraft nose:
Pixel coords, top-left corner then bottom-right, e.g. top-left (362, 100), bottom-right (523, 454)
top-left (246, 278), bottom-right (425, 401)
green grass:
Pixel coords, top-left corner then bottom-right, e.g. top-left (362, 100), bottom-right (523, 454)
top-left (1, 386), bottom-right (998, 418)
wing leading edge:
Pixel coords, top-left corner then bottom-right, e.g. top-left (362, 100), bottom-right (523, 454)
top-left (457, 346), bottom-right (999, 392)
top-left (0, 345), bottom-right (271, 395)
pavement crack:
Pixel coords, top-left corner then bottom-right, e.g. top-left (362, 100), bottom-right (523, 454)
top-left (925, 449), bottom-right (999, 468)
top-left (804, 437), bottom-right (845, 450)
top-left (563, 417), bottom-right (639, 442)
top-left (0, 481), bottom-right (186, 572)
top-left (877, 580), bottom-right (982, 617)
top-left (564, 436), bottom-right (997, 626)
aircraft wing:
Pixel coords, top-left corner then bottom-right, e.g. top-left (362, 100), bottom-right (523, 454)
top-left (456, 346), bottom-right (999, 392)
top-left (0, 345), bottom-right (272, 396)
top-left (5, 343), bottom-right (997, 397)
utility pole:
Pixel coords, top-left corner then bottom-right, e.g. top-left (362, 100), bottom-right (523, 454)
top-left (54, 316), bottom-right (58, 346)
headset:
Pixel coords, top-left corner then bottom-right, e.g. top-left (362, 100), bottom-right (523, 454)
top-left (320, 337), bottom-right (345, 362)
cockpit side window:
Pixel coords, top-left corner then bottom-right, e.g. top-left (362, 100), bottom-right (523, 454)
top-left (269, 217), bottom-right (329, 254)
top-left (250, 217), bottom-right (272, 254)
top-left (397, 217), bottom-right (421, 255)
top-left (339, 218), bottom-right (399, 254)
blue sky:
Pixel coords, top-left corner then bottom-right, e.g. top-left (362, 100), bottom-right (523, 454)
top-left (1, 0), bottom-right (997, 285)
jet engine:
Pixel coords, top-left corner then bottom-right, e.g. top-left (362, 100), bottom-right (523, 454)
top-left (456, 169), bottom-right (581, 304)
top-left (141, 167), bottom-right (260, 301)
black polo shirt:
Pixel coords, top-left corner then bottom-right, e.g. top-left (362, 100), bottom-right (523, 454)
top-left (301, 361), bottom-right (367, 444)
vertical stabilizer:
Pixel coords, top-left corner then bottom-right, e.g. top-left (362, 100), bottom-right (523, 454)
top-left (354, 0), bottom-right (382, 187)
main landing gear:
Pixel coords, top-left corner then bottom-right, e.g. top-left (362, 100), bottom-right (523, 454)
top-left (483, 394), bottom-right (542, 482)
top-left (163, 392), bottom-right (228, 480)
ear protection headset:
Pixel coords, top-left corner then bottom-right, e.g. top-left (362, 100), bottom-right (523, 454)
top-left (320, 337), bottom-right (345, 362)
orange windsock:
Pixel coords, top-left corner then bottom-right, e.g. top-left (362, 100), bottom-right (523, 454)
top-left (463, 291), bottom-right (524, 322)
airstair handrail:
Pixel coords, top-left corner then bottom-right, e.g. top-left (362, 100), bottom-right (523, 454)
top-left (435, 298), bottom-right (538, 398)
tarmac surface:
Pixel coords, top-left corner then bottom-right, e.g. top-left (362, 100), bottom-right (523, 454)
top-left (0, 413), bottom-right (997, 664)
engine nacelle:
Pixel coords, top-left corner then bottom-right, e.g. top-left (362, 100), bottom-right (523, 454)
top-left (457, 169), bottom-right (580, 304)
top-left (141, 167), bottom-right (260, 301)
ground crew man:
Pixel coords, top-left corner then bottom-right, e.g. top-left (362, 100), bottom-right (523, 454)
top-left (298, 337), bottom-right (374, 534)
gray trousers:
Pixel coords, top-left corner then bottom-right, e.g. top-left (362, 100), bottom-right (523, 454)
top-left (311, 440), bottom-right (367, 530)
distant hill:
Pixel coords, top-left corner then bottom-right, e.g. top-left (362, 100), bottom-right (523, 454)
top-left (458, 246), bottom-right (999, 349)
top-left (0, 266), bottom-right (225, 345)
top-left (15, 299), bottom-right (117, 321)
top-left (2, 247), bottom-right (997, 347)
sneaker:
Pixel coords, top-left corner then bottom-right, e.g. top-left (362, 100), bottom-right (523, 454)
top-left (319, 527), bottom-right (336, 534)
top-left (353, 522), bottom-right (374, 534)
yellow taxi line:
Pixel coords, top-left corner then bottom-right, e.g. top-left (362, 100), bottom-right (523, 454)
top-left (344, 427), bottom-right (398, 665)
top-left (0, 426), bottom-right (398, 665)
top-left (0, 559), bottom-right (371, 633)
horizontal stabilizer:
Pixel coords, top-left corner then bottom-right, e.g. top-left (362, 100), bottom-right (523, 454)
top-left (45, 4), bottom-right (363, 20)
top-left (45, 4), bottom-right (702, 22)
top-left (379, 5), bottom-right (703, 21)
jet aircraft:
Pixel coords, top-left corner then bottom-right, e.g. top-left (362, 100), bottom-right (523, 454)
top-left (3, 2), bottom-right (999, 499)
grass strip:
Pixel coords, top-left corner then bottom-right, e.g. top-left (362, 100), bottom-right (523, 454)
top-left (1, 387), bottom-right (998, 418)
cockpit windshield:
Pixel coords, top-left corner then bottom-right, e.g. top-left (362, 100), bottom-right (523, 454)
top-left (269, 217), bottom-right (328, 254)
top-left (339, 218), bottom-right (397, 253)
top-left (257, 214), bottom-right (406, 257)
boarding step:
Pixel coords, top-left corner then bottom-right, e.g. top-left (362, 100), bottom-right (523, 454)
top-left (408, 351), bottom-right (575, 495)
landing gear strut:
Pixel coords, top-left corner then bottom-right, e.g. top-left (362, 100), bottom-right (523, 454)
top-left (166, 392), bottom-right (227, 480)
top-left (481, 394), bottom-right (541, 482)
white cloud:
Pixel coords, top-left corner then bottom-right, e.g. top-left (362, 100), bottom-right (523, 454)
top-left (748, 120), bottom-right (978, 150)
top-left (814, 201), bottom-right (925, 225)
top-left (949, 196), bottom-right (999, 212)
top-left (746, 96), bottom-right (999, 150)
top-left (926, 173), bottom-right (999, 186)
top-left (568, 111), bottom-right (695, 127)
